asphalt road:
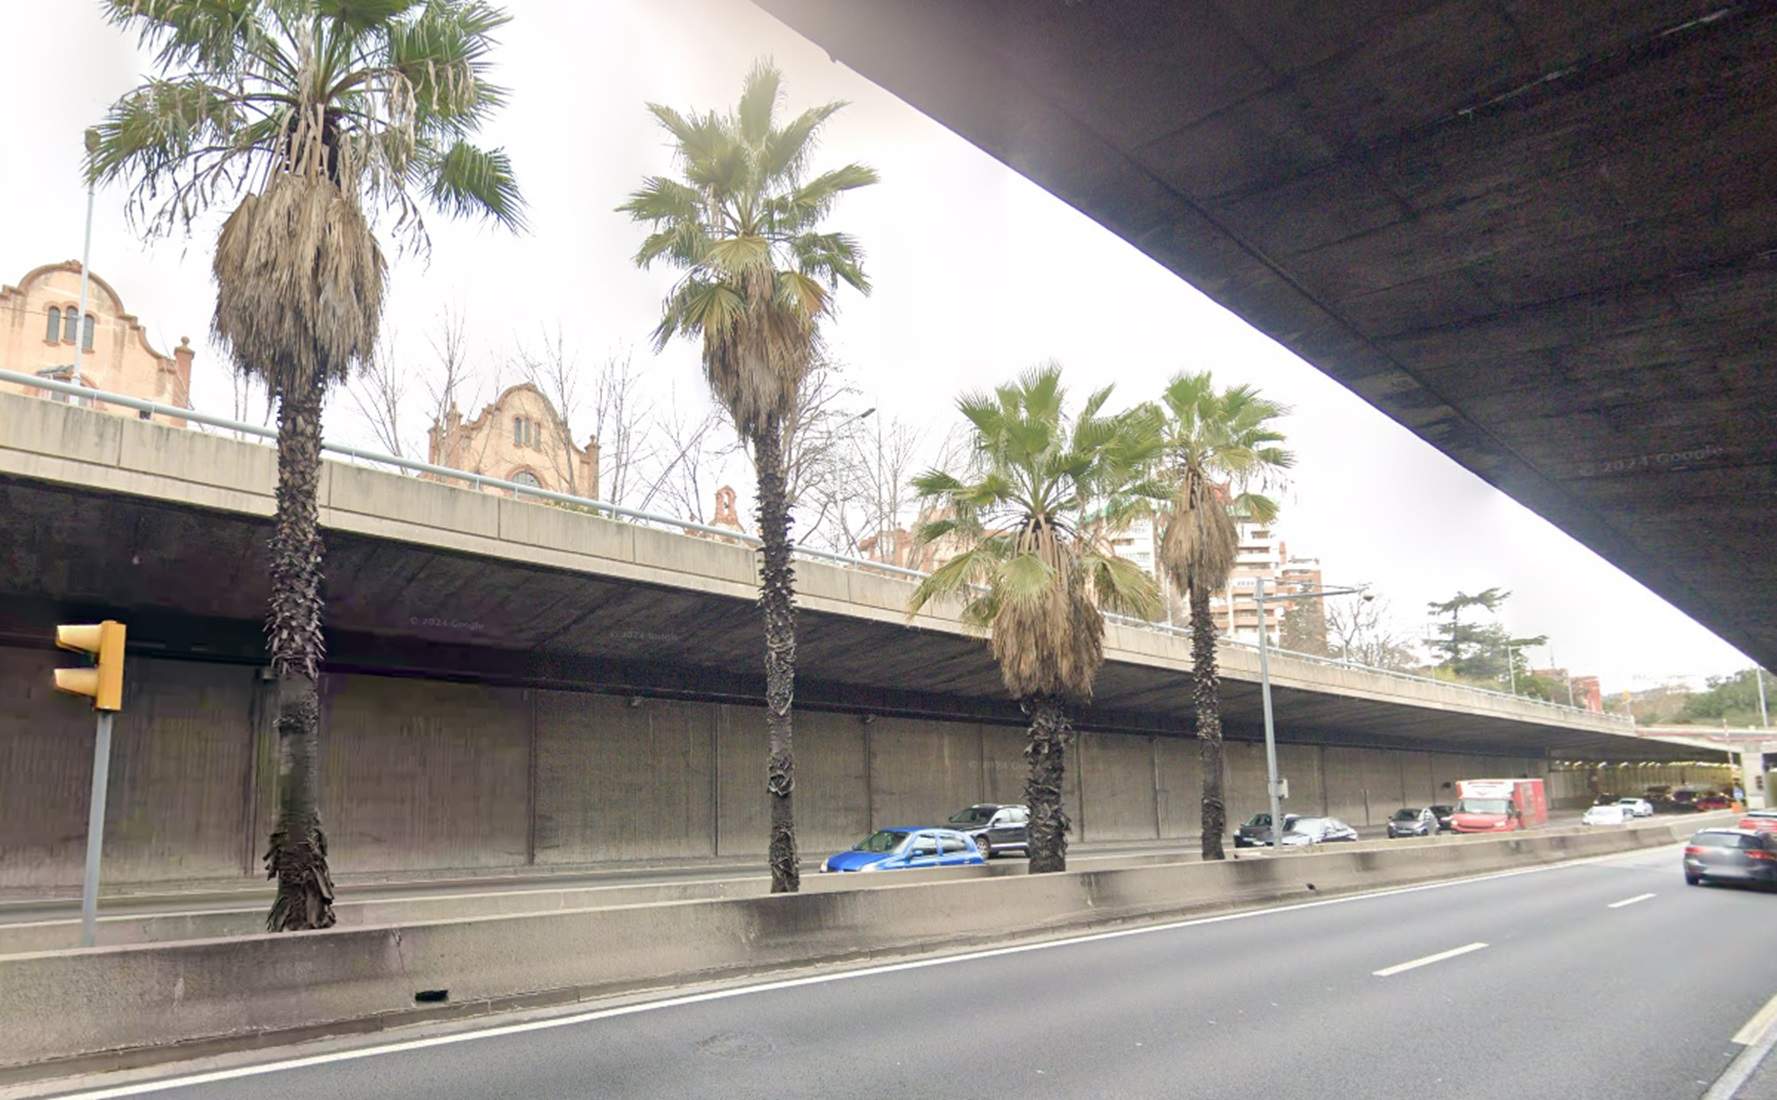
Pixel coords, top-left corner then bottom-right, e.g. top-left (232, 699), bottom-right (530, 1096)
top-left (45, 842), bottom-right (1777, 1100)
top-left (0, 838), bottom-right (1210, 927)
top-left (1, 811), bottom-right (1603, 927)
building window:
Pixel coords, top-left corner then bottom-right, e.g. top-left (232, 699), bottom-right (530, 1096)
top-left (513, 416), bottom-right (524, 446)
top-left (511, 470), bottom-right (541, 489)
top-left (82, 315), bottom-right (95, 350)
top-left (45, 307), bottom-right (60, 342)
top-left (63, 309), bottom-right (79, 343)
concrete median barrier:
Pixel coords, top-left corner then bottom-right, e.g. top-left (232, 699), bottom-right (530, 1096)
top-left (0, 813), bottom-right (1730, 1073)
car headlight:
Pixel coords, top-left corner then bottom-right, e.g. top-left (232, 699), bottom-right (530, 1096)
top-left (821, 858), bottom-right (831, 873)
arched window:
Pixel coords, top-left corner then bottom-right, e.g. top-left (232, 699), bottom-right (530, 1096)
top-left (82, 315), bottom-right (95, 350)
top-left (45, 307), bottom-right (60, 342)
top-left (63, 309), bottom-right (79, 343)
top-left (511, 470), bottom-right (541, 489)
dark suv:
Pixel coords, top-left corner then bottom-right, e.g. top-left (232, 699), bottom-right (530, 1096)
top-left (1234, 812), bottom-right (1298, 848)
top-left (946, 804), bottom-right (1029, 858)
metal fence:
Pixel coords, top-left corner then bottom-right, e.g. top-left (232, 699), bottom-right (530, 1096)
top-left (0, 368), bottom-right (1631, 729)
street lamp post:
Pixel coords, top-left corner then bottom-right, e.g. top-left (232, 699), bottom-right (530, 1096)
top-left (1252, 578), bottom-right (1369, 850)
top-left (72, 129), bottom-right (100, 391)
top-left (1757, 666), bottom-right (1770, 729)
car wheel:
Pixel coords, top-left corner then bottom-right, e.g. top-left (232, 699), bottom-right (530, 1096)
top-left (1685, 873), bottom-right (1701, 886)
top-left (976, 837), bottom-right (991, 860)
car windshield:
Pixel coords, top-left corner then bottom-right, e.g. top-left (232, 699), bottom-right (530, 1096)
top-left (1244, 813), bottom-right (1271, 827)
top-left (1457, 799), bottom-right (1510, 815)
top-left (948, 807), bottom-right (996, 825)
top-left (1392, 809), bottom-right (1422, 821)
top-left (853, 830), bottom-right (909, 853)
top-left (1286, 819), bottom-right (1326, 834)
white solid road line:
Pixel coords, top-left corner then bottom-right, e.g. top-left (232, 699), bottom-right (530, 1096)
top-left (49, 846), bottom-right (1668, 1100)
top-left (1733, 992), bottom-right (1777, 1046)
top-left (1371, 941), bottom-right (1489, 977)
top-left (1605, 892), bottom-right (1656, 909)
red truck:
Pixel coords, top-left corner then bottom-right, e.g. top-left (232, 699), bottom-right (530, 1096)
top-left (1450, 778), bottom-right (1548, 834)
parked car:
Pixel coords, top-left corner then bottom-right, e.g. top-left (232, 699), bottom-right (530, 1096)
top-left (945, 803), bottom-right (1029, 859)
top-left (1738, 810), bottom-right (1777, 835)
top-left (1386, 807), bottom-right (1439, 838)
top-left (1695, 792), bottom-right (1734, 811)
top-left (1615, 797), bottom-right (1654, 818)
top-left (1582, 804), bottom-right (1630, 827)
top-left (1234, 812), bottom-right (1299, 848)
top-left (821, 828), bottom-right (986, 873)
top-left (1279, 817), bottom-right (1360, 846)
top-left (1429, 804), bottom-right (1456, 832)
top-left (1683, 828), bottom-right (1777, 888)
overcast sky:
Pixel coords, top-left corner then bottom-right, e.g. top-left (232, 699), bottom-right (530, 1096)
top-left (2, 0), bottom-right (1755, 693)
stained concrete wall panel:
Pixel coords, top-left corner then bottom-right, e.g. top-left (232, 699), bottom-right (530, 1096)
top-left (1079, 732), bottom-right (1159, 841)
top-left (0, 652), bottom-right (254, 888)
top-left (1322, 746), bottom-right (1368, 824)
top-left (1277, 743), bottom-right (1325, 817)
top-left (103, 659), bottom-right (256, 883)
top-left (1359, 748), bottom-right (1408, 825)
top-left (1397, 751), bottom-right (1437, 805)
top-left (714, 705), bottom-right (767, 856)
top-left (534, 692), bottom-right (715, 864)
top-left (0, 649), bottom-right (115, 888)
top-left (1223, 740), bottom-right (1269, 822)
top-left (321, 676), bottom-right (529, 872)
top-left (981, 725), bottom-right (1027, 806)
top-left (1154, 736), bottom-right (1203, 838)
top-left (790, 710), bottom-right (870, 854)
top-left (869, 717), bottom-right (984, 828)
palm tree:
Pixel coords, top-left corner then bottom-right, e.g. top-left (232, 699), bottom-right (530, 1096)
top-left (619, 60), bottom-right (876, 894)
top-left (90, 0), bottom-right (524, 930)
top-left (908, 365), bottom-right (1161, 873)
top-left (1151, 373), bottom-right (1292, 861)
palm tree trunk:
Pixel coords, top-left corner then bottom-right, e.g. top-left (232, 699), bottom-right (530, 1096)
top-left (752, 416), bottom-right (800, 894)
top-left (1024, 694), bottom-right (1073, 873)
top-left (1191, 583), bottom-right (1227, 861)
top-left (263, 373), bottom-right (337, 931)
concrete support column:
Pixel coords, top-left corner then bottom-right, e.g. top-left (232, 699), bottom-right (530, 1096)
top-left (1741, 751), bottom-right (1767, 810)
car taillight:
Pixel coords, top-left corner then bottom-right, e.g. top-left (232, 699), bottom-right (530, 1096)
top-left (1748, 850), bottom-right (1776, 862)
top-left (1684, 846), bottom-right (1704, 856)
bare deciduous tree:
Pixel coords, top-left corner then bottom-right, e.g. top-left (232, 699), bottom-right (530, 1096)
top-left (1326, 595), bottom-right (1419, 671)
top-left (346, 327), bottom-right (408, 458)
top-left (641, 386), bottom-right (730, 524)
top-left (588, 348), bottom-right (656, 508)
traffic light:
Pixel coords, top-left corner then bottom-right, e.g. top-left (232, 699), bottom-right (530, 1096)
top-left (54, 620), bottom-right (126, 711)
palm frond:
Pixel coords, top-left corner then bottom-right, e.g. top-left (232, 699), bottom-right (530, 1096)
top-left (425, 140), bottom-right (525, 231)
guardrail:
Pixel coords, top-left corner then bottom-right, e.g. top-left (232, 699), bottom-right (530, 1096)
top-left (1, 368), bottom-right (1629, 728)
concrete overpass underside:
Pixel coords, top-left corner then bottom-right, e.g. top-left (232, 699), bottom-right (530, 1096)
top-left (756, 0), bottom-right (1777, 670)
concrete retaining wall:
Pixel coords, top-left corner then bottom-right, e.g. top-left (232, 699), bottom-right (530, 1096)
top-left (0, 815), bottom-right (1720, 1071)
top-left (0, 648), bottom-right (1550, 890)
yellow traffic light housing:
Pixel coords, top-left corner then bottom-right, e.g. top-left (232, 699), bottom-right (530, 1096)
top-left (54, 620), bottom-right (126, 711)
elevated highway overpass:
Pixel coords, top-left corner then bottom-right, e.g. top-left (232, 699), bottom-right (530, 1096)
top-left (755, 0), bottom-right (1777, 674)
top-left (0, 388), bottom-right (1703, 891)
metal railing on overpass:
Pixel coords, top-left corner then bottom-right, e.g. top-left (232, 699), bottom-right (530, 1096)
top-left (2, 368), bottom-right (1631, 729)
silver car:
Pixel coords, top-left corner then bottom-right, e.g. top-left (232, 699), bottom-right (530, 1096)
top-left (1279, 817), bottom-right (1360, 846)
top-left (1615, 797), bottom-right (1654, 818)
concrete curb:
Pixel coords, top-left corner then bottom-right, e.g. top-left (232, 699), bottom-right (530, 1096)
top-left (0, 815), bottom-right (1727, 1076)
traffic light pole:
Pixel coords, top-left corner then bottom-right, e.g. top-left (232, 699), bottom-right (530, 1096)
top-left (80, 711), bottom-right (115, 948)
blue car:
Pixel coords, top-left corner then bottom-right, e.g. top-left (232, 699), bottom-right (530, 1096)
top-left (821, 827), bottom-right (987, 873)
